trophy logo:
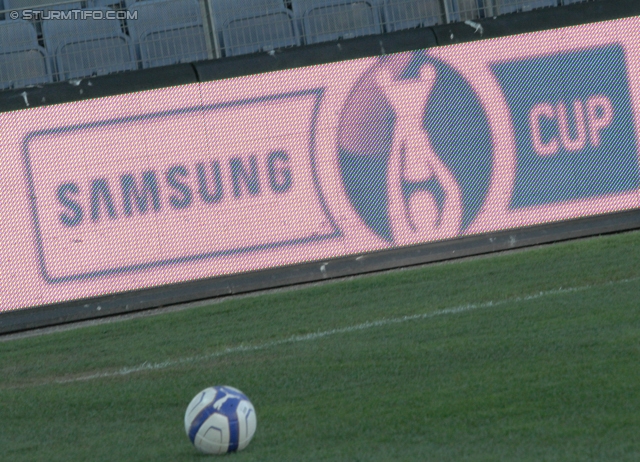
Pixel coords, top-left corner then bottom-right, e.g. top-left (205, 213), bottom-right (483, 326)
top-left (337, 52), bottom-right (493, 244)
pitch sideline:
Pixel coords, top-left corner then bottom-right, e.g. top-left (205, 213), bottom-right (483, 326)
top-left (3, 275), bottom-right (629, 389)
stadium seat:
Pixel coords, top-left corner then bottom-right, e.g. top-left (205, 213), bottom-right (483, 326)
top-left (292, 0), bottom-right (381, 44)
top-left (4, 0), bottom-right (83, 37)
top-left (42, 7), bottom-right (137, 80)
top-left (4, 0), bottom-right (83, 12)
top-left (445, 0), bottom-right (486, 21)
top-left (496, 0), bottom-right (557, 14)
top-left (0, 19), bottom-right (52, 89)
top-left (382, 0), bottom-right (440, 32)
top-left (127, 0), bottom-right (209, 68)
top-left (89, 0), bottom-right (123, 7)
top-left (211, 0), bottom-right (300, 57)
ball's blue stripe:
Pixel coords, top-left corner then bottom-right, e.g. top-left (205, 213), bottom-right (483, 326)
top-left (245, 408), bottom-right (253, 429)
top-left (188, 389), bottom-right (219, 444)
top-left (187, 391), bottom-right (206, 416)
top-left (227, 410), bottom-right (240, 453)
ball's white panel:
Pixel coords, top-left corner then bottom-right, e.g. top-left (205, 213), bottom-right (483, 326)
top-left (184, 387), bottom-right (218, 434)
top-left (195, 412), bottom-right (230, 455)
top-left (236, 399), bottom-right (257, 451)
top-left (222, 385), bottom-right (244, 395)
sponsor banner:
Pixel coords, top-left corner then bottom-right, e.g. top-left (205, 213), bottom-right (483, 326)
top-left (1, 17), bottom-right (640, 311)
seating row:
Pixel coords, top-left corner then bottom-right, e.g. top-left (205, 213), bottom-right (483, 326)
top-left (0, 0), bottom-right (584, 90)
top-left (195, 0), bottom-right (579, 56)
top-left (0, 1), bottom-right (208, 89)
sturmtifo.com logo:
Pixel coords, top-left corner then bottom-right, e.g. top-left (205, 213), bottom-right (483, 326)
top-left (337, 51), bottom-right (493, 245)
top-left (11, 9), bottom-right (136, 20)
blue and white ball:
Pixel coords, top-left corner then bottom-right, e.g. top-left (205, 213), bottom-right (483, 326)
top-left (184, 385), bottom-right (257, 455)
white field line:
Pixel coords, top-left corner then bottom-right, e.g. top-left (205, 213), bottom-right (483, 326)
top-left (5, 276), bottom-right (639, 389)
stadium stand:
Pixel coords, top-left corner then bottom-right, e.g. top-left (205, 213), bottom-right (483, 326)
top-left (0, 19), bottom-right (51, 89)
top-left (0, 0), bottom-right (592, 89)
top-left (127, 0), bottom-right (209, 67)
top-left (4, 0), bottom-right (83, 12)
top-left (292, 0), bottom-right (382, 44)
top-left (90, 0), bottom-right (122, 7)
top-left (211, 0), bottom-right (299, 56)
top-left (495, 0), bottom-right (557, 14)
top-left (4, 0), bottom-right (83, 37)
top-left (382, 0), bottom-right (441, 32)
top-left (447, 0), bottom-right (487, 20)
top-left (42, 7), bottom-right (137, 79)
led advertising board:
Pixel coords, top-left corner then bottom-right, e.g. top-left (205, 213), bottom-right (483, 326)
top-left (1, 17), bottom-right (639, 312)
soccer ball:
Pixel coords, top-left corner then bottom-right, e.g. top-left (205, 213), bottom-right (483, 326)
top-left (184, 385), bottom-right (257, 455)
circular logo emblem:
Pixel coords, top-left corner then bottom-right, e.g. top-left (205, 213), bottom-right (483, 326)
top-left (337, 51), bottom-right (493, 244)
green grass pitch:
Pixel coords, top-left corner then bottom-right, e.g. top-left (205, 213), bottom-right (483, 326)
top-left (1, 230), bottom-right (640, 461)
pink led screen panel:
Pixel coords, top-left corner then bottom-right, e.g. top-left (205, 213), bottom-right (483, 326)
top-left (2, 17), bottom-right (640, 312)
